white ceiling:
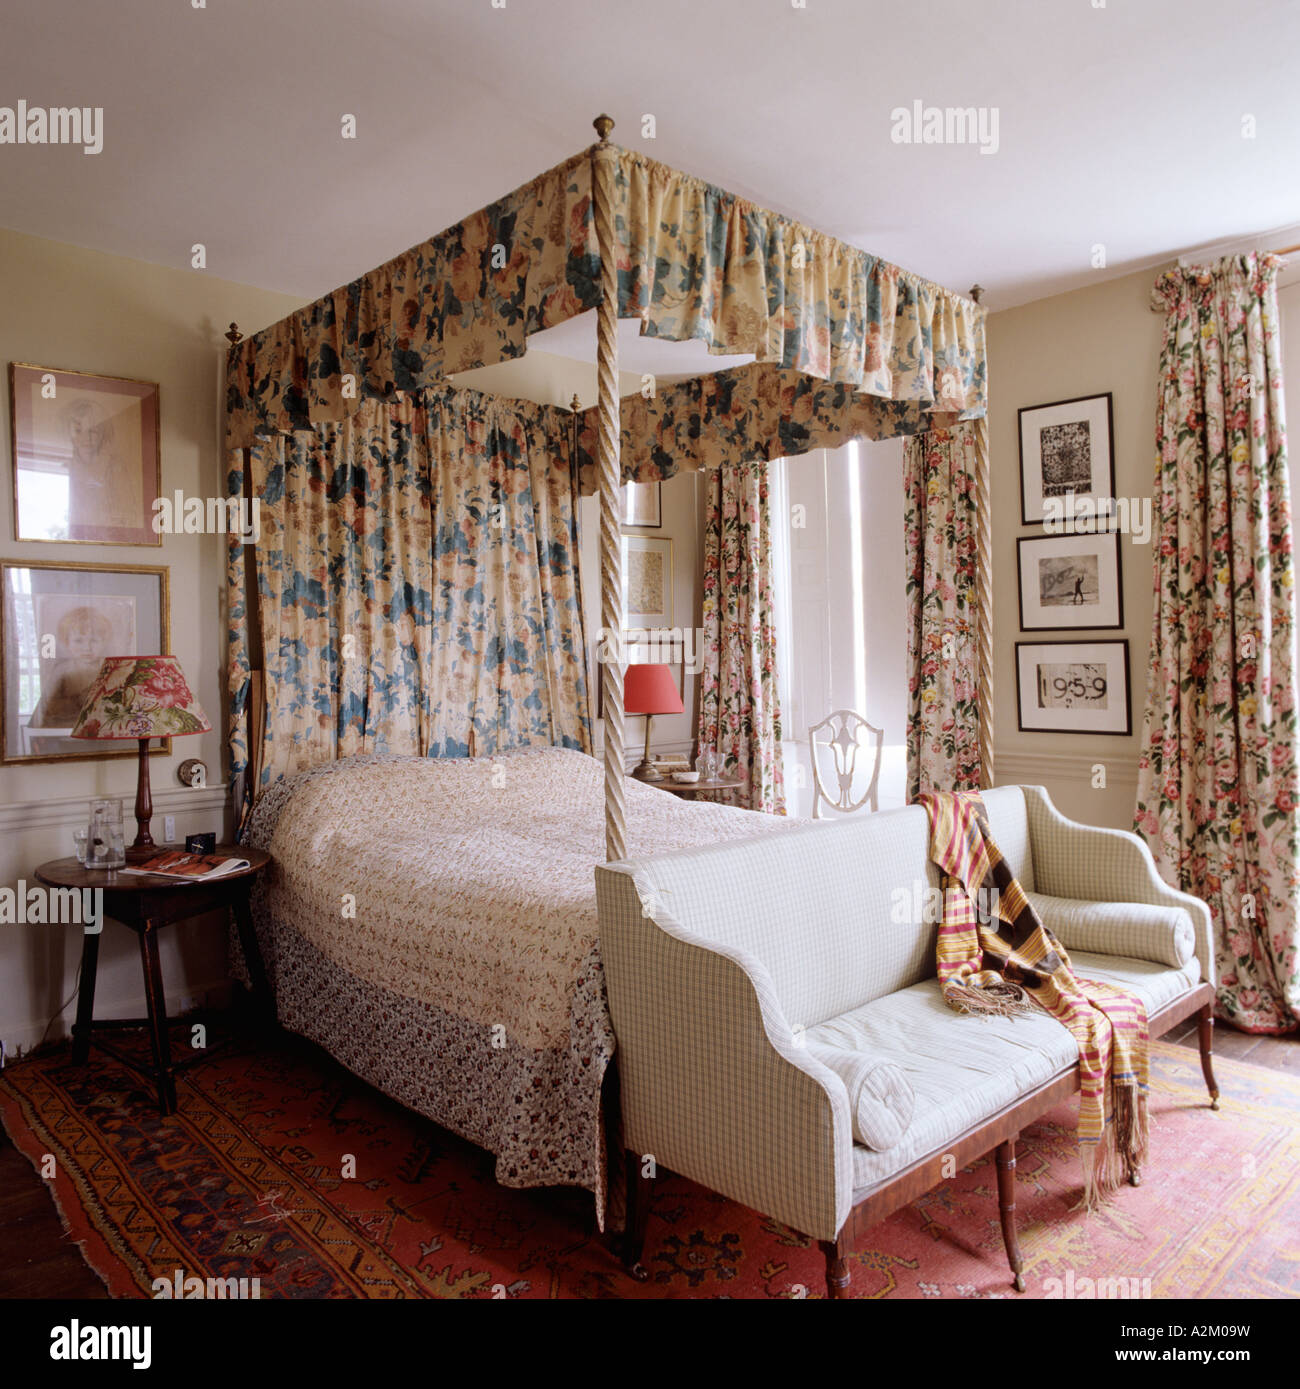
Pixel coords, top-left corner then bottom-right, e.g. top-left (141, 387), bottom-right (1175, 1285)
top-left (2, 0), bottom-right (1298, 364)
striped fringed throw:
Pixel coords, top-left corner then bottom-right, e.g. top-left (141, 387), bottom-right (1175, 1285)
top-left (917, 790), bottom-right (1149, 1208)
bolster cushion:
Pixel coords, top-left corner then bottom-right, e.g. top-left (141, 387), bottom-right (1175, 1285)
top-left (1025, 892), bottom-right (1195, 969)
top-left (806, 1044), bottom-right (914, 1151)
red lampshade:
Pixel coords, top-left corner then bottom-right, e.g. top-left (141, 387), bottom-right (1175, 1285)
top-left (624, 663), bottom-right (684, 716)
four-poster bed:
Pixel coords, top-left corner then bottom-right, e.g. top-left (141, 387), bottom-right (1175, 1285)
top-left (221, 116), bottom-right (991, 1224)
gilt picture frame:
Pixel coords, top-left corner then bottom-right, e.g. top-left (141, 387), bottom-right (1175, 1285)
top-left (622, 536), bottom-right (674, 627)
top-left (9, 361), bottom-right (162, 546)
top-left (620, 479), bottom-right (662, 529)
top-left (1, 559), bottom-right (172, 764)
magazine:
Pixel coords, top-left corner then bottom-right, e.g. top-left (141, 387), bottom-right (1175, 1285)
top-left (120, 851), bottom-right (250, 882)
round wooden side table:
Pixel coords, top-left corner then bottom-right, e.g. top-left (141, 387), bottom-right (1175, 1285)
top-left (654, 777), bottom-right (747, 800)
top-left (34, 847), bottom-right (272, 1115)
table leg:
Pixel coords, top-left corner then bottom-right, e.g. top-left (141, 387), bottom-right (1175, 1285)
top-left (71, 925), bottom-right (102, 1065)
top-left (232, 886), bottom-right (273, 1025)
top-left (138, 920), bottom-right (176, 1115)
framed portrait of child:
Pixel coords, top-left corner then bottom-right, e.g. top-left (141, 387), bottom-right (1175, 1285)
top-left (9, 362), bottom-right (162, 546)
top-left (0, 560), bottom-right (171, 763)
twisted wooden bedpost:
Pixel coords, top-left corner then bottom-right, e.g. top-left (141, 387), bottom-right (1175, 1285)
top-left (968, 285), bottom-right (994, 791)
top-left (593, 115), bottom-right (628, 861)
top-left (973, 413), bottom-right (994, 790)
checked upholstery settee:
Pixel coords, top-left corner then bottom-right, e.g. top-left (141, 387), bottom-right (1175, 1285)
top-left (596, 785), bottom-right (1218, 1299)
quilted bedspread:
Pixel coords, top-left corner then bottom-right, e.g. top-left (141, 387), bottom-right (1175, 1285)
top-left (241, 747), bottom-right (794, 1213)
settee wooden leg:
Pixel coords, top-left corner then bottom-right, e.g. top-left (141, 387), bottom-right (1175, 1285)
top-left (1196, 1003), bottom-right (1221, 1110)
top-left (820, 1233), bottom-right (852, 1300)
top-left (995, 1138), bottom-right (1026, 1293)
top-left (622, 1149), bottom-right (651, 1281)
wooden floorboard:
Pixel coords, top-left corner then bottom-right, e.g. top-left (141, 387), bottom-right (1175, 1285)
top-left (0, 1025), bottom-right (1295, 1298)
top-left (0, 1128), bottom-right (106, 1299)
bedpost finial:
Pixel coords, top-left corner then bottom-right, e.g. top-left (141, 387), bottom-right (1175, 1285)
top-left (225, 322), bottom-right (243, 346)
top-left (570, 393), bottom-right (581, 413)
top-left (968, 284), bottom-right (984, 305)
top-left (593, 114), bottom-right (615, 143)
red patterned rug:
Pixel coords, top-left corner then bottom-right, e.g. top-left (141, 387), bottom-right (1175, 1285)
top-left (1, 1029), bottom-right (1296, 1299)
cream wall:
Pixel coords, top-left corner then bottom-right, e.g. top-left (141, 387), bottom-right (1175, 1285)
top-left (987, 265), bottom-right (1168, 828)
top-left (0, 226), bottom-right (305, 1054)
top-left (989, 261), bottom-right (1298, 829)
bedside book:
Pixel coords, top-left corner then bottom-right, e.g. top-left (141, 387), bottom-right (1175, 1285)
top-left (119, 850), bottom-right (252, 882)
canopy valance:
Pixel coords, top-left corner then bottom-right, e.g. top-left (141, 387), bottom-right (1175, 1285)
top-left (574, 362), bottom-right (970, 490)
top-left (224, 144), bottom-right (986, 452)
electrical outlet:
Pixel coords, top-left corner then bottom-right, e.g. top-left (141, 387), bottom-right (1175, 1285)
top-left (164, 815), bottom-right (176, 843)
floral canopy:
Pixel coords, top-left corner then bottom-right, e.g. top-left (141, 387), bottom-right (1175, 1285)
top-left (224, 128), bottom-right (991, 857)
top-left (225, 143), bottom-right (986, 464)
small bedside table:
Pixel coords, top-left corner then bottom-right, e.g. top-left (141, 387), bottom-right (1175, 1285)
top-left (34, 847), bottom-right (272, 1116)
top-left (655, 777), bottom-right (746, 800)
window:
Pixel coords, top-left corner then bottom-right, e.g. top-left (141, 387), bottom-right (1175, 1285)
top-left (771, 440), bottom-right (908, 816)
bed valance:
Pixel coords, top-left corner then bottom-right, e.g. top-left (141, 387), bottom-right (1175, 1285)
top-left (574, 362), bottom-right (973, 489)
top-left (224, 145), bottom-right (985, 451)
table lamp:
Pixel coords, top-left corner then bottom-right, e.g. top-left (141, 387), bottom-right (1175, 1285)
top-left (624, 663), bottom-right (683, 782)
top-left (70, 655), bottom-right (211, 860)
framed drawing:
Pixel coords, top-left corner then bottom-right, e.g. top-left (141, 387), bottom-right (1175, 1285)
top-left (1017, 532), bottom-right (1123, 631)
top-left (1018, 392), bottom-right (1115, 526)
top-left (1015, 639), bottom-right (1131, 736)
top-left (622, 536), bottom-right (674, 626)
top-left (1, 560), bottom-right (171, 764)
top-left (621, 479), bottom-right (661, 528)
top-left (9, 362), bottom-right (162, 545)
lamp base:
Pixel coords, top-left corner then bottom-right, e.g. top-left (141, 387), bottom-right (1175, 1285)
top-left (631, 760), bottom-right (664, 783)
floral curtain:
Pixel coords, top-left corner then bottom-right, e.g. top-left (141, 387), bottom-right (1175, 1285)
top-left (903, 423), bottom-right (981, 801)
top-left (227, 387), bottom-right (592, 804)
top-left (225, 145), bottom-right (985, 453)
top-left (697, 459), bottom-right (784, 813)
top-left (1135, 252), bottom-right (1298, 1035)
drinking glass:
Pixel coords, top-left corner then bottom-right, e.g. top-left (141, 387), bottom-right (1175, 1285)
top-left (89, 799), bottom-right (126, 869)
top-left (72, 828), bottom-right (89, 865)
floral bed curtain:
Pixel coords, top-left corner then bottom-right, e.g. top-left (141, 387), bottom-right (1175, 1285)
top-left (1136, 252), bottom-right (1298, 1035)
top-left (224, 145), bottom-right (985, 457)
top-left (903, 423), bottom-right (981, 801)
top-left (697, 460), bottom-right (784, 813)
top-left (227, 388), bottom-right (591, 804)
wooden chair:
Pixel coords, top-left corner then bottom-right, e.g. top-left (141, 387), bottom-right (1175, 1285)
top-left (808, 709), bottom-right (884, 819)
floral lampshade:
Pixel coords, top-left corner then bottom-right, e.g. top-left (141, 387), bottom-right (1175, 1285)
top-left (70, 655), bottom-right (211, 741)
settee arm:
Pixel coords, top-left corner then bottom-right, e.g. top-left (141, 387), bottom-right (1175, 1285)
top-left (596, 863), bottom-right (854, 1244)
top-left (1020, 786), bottom-right (1215, 989)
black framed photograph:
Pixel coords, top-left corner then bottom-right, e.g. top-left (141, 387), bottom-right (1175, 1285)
top-left (1, 559), bottom-right (171, 764)
top-left (1015, 639), bottom-right (1131, 736)
top-left (9, 362), bottom-right (162, 546)
top-left (1018, 392), bottom-right (1115, 526)
top-left (1017, 532), bottom-right (1123, 631)
top-left (621, 479), bottom-right (662, 528)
